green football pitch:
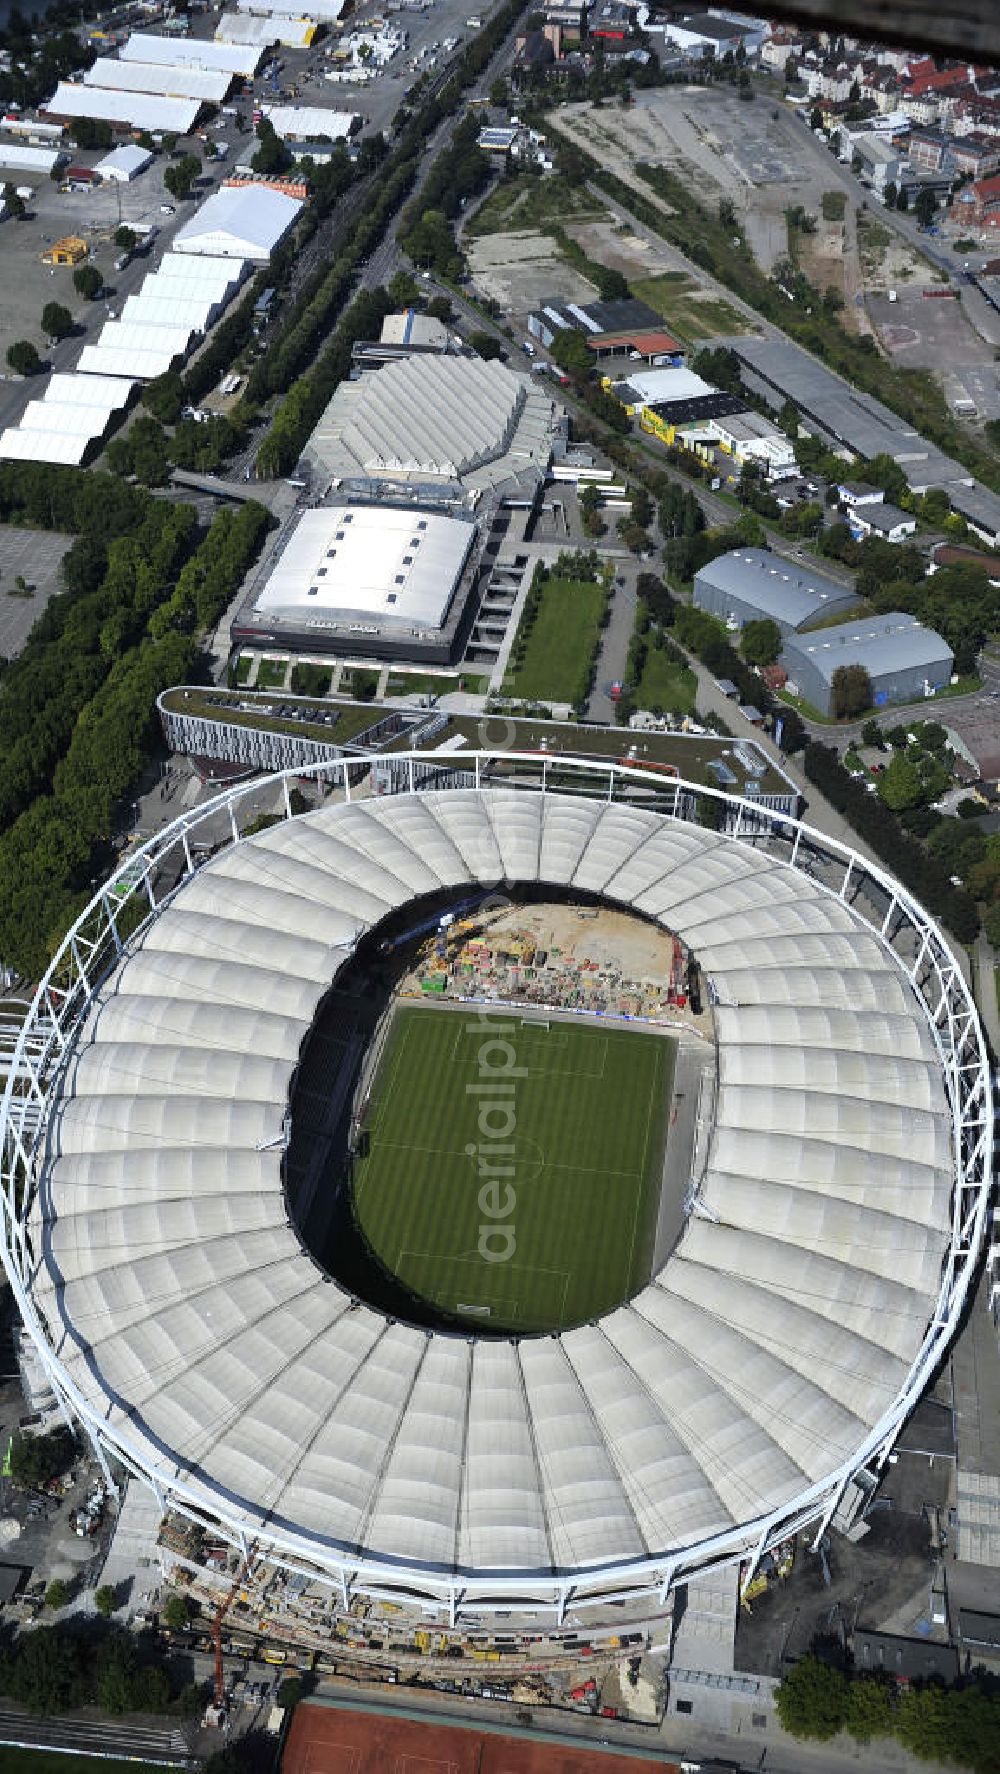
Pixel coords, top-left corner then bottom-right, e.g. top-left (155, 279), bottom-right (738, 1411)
top-left (352, 1006), bottom-right (675, 1333)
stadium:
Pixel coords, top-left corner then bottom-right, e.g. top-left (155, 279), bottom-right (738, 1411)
top-left (0, 752), bottom-right (991, 1629)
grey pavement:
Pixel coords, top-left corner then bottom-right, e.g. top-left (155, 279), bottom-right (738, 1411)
top-left (588, 567), bottom-right (637, 723)
top-left (973, 931), bottom-right (1000, 1060)
top-left (0, 528), bottom-right (72, 660)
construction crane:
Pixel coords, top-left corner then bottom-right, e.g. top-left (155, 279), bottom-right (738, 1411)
top-left (212, 1541), bottom-right (258, 1712)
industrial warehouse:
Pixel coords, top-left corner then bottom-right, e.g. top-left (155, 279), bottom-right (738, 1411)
top-left (0, 758), bottom-right (988, 1635)
top-left (236, 502), bottom-right (481, 662)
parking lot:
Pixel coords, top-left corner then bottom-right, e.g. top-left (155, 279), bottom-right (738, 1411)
top-left (0, 527), bottom-right (73, 659)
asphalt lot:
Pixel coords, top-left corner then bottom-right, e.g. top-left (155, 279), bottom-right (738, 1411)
top-left (869, 286), bottom-right (1000, 420)
top-left (0, 526), bottom-right (72, 658)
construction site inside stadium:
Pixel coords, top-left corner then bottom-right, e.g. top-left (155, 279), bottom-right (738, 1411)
top-left (0, 752), bottom-right (991, 1659)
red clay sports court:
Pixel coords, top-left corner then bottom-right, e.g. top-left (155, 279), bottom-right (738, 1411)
top-left (282, 1701), bottom-right (679, 1774)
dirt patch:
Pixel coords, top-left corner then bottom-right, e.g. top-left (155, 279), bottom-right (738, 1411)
top-left (284, 1703), bottom-right (681, 1774)
top-left (465, 230), bottom-right (598, 312)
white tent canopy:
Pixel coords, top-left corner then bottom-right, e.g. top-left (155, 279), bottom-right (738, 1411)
top-left (172, 183), bottom-right (303, 260)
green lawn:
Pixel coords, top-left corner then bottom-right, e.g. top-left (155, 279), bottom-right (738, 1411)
top-left (630, 272), bottom-right (752, 341)
top-left (256, 656), bottom-right (289, 689)
top-left (634, 642), bottom-right (697, 716)
top-left (505, 573), bottom-right (607, 704)
top-left (352, 1007), bottom-right (673, 1333)
top-left (234, 653), bottom-right (254, 685)
top-left (821, 190), bottom-right (847, 222)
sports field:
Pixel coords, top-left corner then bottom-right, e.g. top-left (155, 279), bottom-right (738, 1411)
top-left (352, 1007), bottom-right (673, 1333)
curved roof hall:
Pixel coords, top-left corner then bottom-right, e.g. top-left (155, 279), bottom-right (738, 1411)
top-left (30, 789), bottom-right (952, 1587)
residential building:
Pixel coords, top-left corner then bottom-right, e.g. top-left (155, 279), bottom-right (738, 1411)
top-left (951, 133), bottom-right (1000, 178)
top-left (781, 613), bottom-right (953, 716)
top-left (951, 172), bottom-right (1000, 230)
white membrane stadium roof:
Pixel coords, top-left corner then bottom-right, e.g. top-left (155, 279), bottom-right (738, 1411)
top-left (122, 30), bottom-right (264, 77)
top-left (253, 504), bottom-right (475, 631)
top-left (32, 790), bottom-right (954, 1583)
top-left (45, 82), bottom-right (202, 135)
top-left (84, 57), bottom-right (233, 104)
top-left (172, 184), bottom-right (303, 260)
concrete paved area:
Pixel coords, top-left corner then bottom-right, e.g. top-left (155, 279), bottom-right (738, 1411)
top-left (0, 527), bottom-right (72, 659)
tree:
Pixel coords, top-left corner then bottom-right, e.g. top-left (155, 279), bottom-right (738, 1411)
top-left (426, 294), bottom-right (452, 322)
top-left (44, 1580), bottom-right (71, 1611)
top-left (114, 225), bottom-right (137, 253)
top-left (469, 329), bottom-right (503, 360)
top-left (72, 263), bottom-right (103, 301)
top-left (386, 269), bottom-right (419, 307)
top-left (878, 750), bottom-right (925, 812)
top-left (846, 1676), bottom-right (896, 1743)
top-left (2, 183), bottom-right (25, 220)
top-left (775, 1656), bottom-right (849, 1741)
top-left (740, 618), bottom-right (782, 666)
top-left (579, 481), bottom-right (604, 537)
top-left (142, 370), bottom-right (185, 427)
top-left (7, 339), bottom-right (41, 376)
top-left (8, 1627), bottom-right (86, 1715)
top-left (251, 119), bottom-right (291, 177)
top-left (860, 717), bottom-right (883, 748)
top-left (551, 326), bottom-right (594, 379)
top-left (276, 1677), bottom-right (304, 1709)
top-left (983, 902), bottom-right (1000, 948)
top-left (94, 1585), bottom-right (117, 1618)
top-left (809, 104), bottom-right (824, 132)
top-left (830, 663), bottom-right (872, 719)
top-left (9, 1426), bottom-right (75, 1489)
top-left (41, 301), bottom-right (73, 341)
top-left (161, 1593), bottom-right (192, 1633)
top-left (896, 186), bottom-right (909, 211)
top-left (163, 154), bottom-right (201, 201)
top-left (883, 180), bottom-right (898, 209)
top-left (914, 186), bottom-right (937, 229)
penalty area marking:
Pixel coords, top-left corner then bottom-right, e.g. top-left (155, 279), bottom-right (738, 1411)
top-left (397, 1250), bottom-right (572, 1323)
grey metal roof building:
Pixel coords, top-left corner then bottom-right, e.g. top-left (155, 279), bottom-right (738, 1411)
top-left (693, 549), bottom-right (858, 635)
top-left (781, 613), bottom-right (954, 717)
top-left (0, 758), bottom-right (989, 1626)
top-left (305, 356), bottom-right (558, 493)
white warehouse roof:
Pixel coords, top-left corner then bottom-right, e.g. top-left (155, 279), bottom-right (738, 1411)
top-left (122, 30), bottom-right (264, 77)
top-left (84, 57), bottom-right (233, 104)
top-left (221, 12), bottom-right (314, 46)
top-left (121, 294), bottom-right (218, 332)
top-left (94, 143), bottom-right (154, 181)
top-left (155, 251), bottom-right (246, 294)
top-left (0, 428), bottom-right (89, 465)
top-left (262, 103), bottom-right (356, 140)
top-left (44, 372), bottom-right (136, 407)
top-left (0, 370), bottom-right (134, 465)
top-left (25, 787), bottom-right (960, 1596)
top-left (45, 82), bottom-right (202, 136)
top-left (172, 183), bottom-right (303, 260)
top-left (622, 366), bottom-right (716, 408)
top-left (77, 342), bottom-right (184, 381)
top-left (253, 504), bottom-right (475, 632)
top-left (238, 0), bottom-right (344, 19)
top-left (0, 142), bottom-right (61, 173)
